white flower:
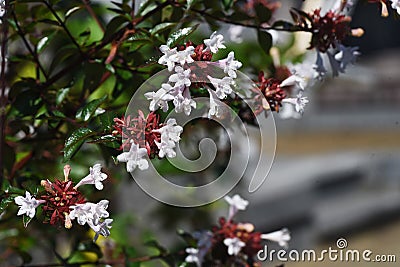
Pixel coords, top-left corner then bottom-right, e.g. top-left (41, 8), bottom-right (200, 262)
top-left (153, 118), bottom-right (183, 158)
top-left (158, 45), bottom-right (178, 71)
top-left (282, 92), bottom-right (309, 114)
top-left (145, 85), bottom-right (175, 112)
top-left (90, 200), bottom-right (110, 224)
top-left (225, 194), bottom-right (249, 210)
top-left (279, 103), bottom-right (301, 120)
top-left (14, 192), bottom-right (44, 219)
top-left (223, 237), bottom-right (245, 256)
top-left (170, 46), bottom-right (195, 66)
top-left (69, 203), bottom-right (93, 225)
top-left (156, 139), bottom-right (178, 158)
top-left (207, 88), bottom-right (224, 118)
top-left (218, 51), bottom-right (242, 78)
top-left (91, 218), bottom-right (113, 242)
top-left (69, 200), bottom-right (109, 225)
top-left (155, 118), bottom-right (183, 143)
top-left (224, 194), bottom-right (249, 220)
top-left (69, 200), bottom-right (112, 242)
top-left (169, 66), bottom-right (191, 88)
top-left (228, 25), bottom-right (244, 43)
top-left (334, 45), bottom-right (360, 70)
top-left (207, 75), bottom-right (233, 99)
top-left (173, 89), bottom-right (196, 116)
top-left (185, 248), bottom-right (200, 266)
top-left (74, 163), bottom-right (108, 190)
top-left (261, 228), bottom-right (291, 248)
top-left (204, 31), bottom-right (226, 53)
top-left (391, 0), bottom-right (400, 14)
top-left (117, 142), bottom-right (149, 172)
top-left (281, 63), bottom-right (317, 90)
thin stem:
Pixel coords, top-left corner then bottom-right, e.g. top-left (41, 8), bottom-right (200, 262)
top-left (19, 253), bottom-right (170, 267)
top-left (38, 0), bottom-right (171, 91)
top-left (82, 0), bottom-right (105, 32)
top-left (174, 1), bottom-right (312, 33)
top-left (10, 10), bottom-right (49, 80)
top-left (42, 0), bottom-right (83, 54)
top-left (0, 0), bottom-right (9, 186)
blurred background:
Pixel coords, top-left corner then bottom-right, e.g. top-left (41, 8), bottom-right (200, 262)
top-left (116, 0), bottom-right (400, 266)
top-left (2, 0), bottom-right (400, 266)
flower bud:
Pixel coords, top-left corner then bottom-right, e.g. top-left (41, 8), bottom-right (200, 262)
top-left (351, 28), bottom-right (364, 37)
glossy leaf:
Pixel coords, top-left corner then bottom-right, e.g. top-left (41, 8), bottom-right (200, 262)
top-left (75, 95), bottom-right (107, 122)
top-left (166, 25), bottom-right (198, 47)
top-left (0, 196), bottom-right (15, 214)
top-left (56, 87), bottom-right (70, 106)
top-left (254, 3), bottom-right (272, 23)
top-left (77, 240), bottom-right (103, 258)
top-left (150, 22), bottom-right (176, 35)
top-left (257, 30), bottom-right (273, 56)
top-left (63, 128), bottom-right (95, 162)
top-left (23, 215), bottom-right (33, 228)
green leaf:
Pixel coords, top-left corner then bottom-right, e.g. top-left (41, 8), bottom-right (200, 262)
top-left (56, 87), bottom-right (70, 106)
top-left (0, 196), bottom-right (15, 214)
top-left (166, 25), bottom-right (198, 47)
top-left (222, 0), bottom-right (234, 11)
top-left (76, 95), bottom-right (107, 122)
top-left (272, 20), bottom-right (296, 30)
top-left (144, 240), bottom-right (168, 254)
top-left (83, 62), bottom-right (106, 92)
top-left (23, 215), bottom-right (33, 228)
top-left (50, 110), bottom-right (66, 118)
top-left (177, 229), bottom-right (197, 247)
top-left (257, 30), bottom-right (273, 56)
top-left (63, 128), bottom-right (95, 162)
top-left (186, 0), bottom-right (198, 9)
top-left (3, 180), bottom-right (25, 195)
top-left (150, 22), bottom-right (176, 36)
top-left (77, 240), bottom-right (103, 258)
top-left (37, 36), bottom-right (49, 53)
top-left (96, 111), bottom-right (117, 132)
top-left (65, 6), bottom-right (81, 20)
top-left (38, 18), bottom-right (60, 26)
top-left (103, 15), bottom-right (130, 42)
top-left (254, 3), bottom-right (272, 23)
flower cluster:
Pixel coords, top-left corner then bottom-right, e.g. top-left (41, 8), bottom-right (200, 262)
top-left (290, 4), bottom-right (363, 79)
top-left (113, 111), bottom-right (163, 158)
top-left (14, 164), bottom-right (112, 242)
top-left (182, 194), bottom-right (290, 266)
top-left (153, 31), bottom-right (242, 119)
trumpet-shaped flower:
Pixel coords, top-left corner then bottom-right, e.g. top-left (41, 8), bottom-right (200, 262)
top-left (170, 46), bottom-right (195, 66)
top-left (218, 51), bottom-right (242, 78)
top-left (169, 66), bottom-right (191, 88)
top-left (204, 31), bottom-right (226, 53)
top-left (117, 142), bottom-right (149, 172)
top-left (158, 45), bottom-right (178, 71)
top-left (261, 228), bottom-right (291, 248)
top-left (207, 76), bottom-right (233, 99)
top-left (282, 92), bottom-right (309, 114)
top-left (14, 192), bottom-right (45, 219)
top-left (223, 237), bottom-right (245, 255)
top-left (74, 163), bottom-right (108, 190)
top-left (145, 85), bottom-right (175, 112)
